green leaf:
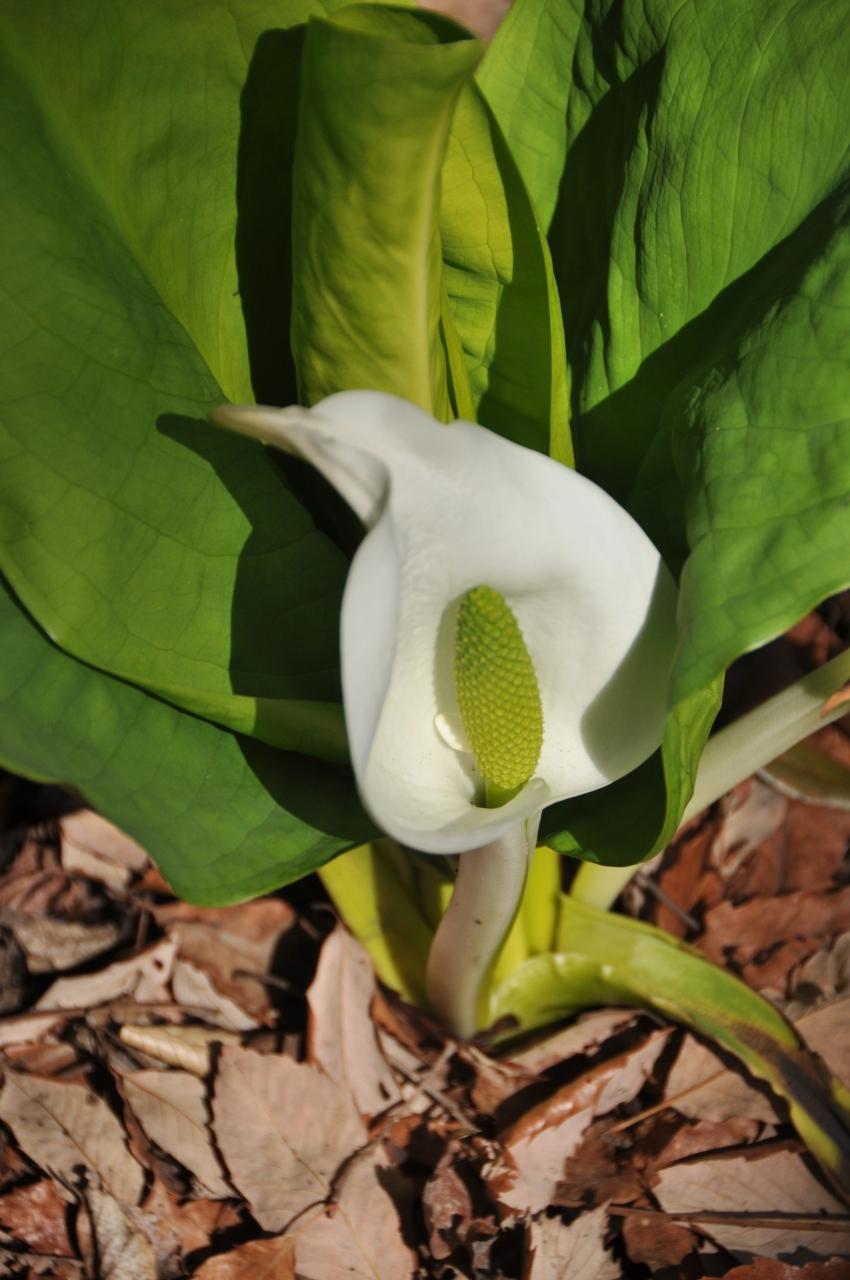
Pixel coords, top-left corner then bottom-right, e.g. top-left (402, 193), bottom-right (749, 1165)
top-left (544, 0), bottom-right (850, 863)
top-left (440, 83), bottom-right (573, 461)
top-left (318, 840), bottom-right (434, 1004)
top-left (476, 0), bottom-right (580, 232)
top-left (491, 898), bottom-right (850, 1194)
top-left (0, 1), bottom-right (353, 761)
top-left (290, 5), bottom-right (571, 460)
top-left (0, 576), bottom-right (371, 904)
top-left (291, 5), bottom-right (482, 417)
top-left (671, 194), bottom-right (850, 701)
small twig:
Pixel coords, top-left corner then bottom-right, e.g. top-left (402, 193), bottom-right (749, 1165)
top-left (606, 1068), bottom-right (730, 1134)
top-left (233, 968), bottom-right (294, 993)
top-left (0, 1247), bottom-right (84, 1269)
top-left (0, 1000), bottom-right (221, 1028)
top-left (608, 1204), bottom-right (850, 1232)
top-left (637, 876), bottom-right (700, 932)
top-left (298, 913), bottom-right (327, 941)
top-left (133, 906), bottom-right (150, 951)
top-left (385, 1042), bottom-right (478, 1133)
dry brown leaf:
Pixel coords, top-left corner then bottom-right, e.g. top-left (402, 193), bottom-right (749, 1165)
top-left (663, 1034), bottom-right (776, 1124)
top-left (654, 1147), bottom-right (850, 1257)
top-left (0, 1010), bottom-right (66, 1047)
top-left (664, 997), bottom-right (850, 1128)
top-left (645, 812), bottom-right (725, 937)
top-left (193, 1235), bottom-right (296, 1279)
top-left (118, 1022), bottom-right (240, 1075)
top-left (458, 1042), bottom-right (539, 1114)
top-left (0, 834), bottom-right (96, 917)
top-left (371, 986), bottom-right (439, 1063)
top-left (788, 934), bottom-right (850, 1016)
top-left (487, 1032), bottom-right (668, 1214)
top-left (113, 1186), bottom-right (182, 1279)
top-left (76, 1177), bottom-right (192, 1278)
top-left (155, 899), bottom-right (294, 1021)
top-left (34, 938), bottom-right (175, 1012)
top-left (705, 783), bottom-right (850, 908)
top-left (726, 1257), bottom-right (850, 1279)
top-left (61, 843), bottom-right (133, 891)
top-left (140, 1180), bottom-right (241, 1265)
top-left (787, 605), bottom-right (847, 665)
top-left (710, 780), bottom-right (788, 881)
top-left (792, 996), bottom-right (850, 1085)
top-left (422, 1144), bottom-right (477, 1261)
top-left (111, 1087), bottom-right (186, 1195)
top-left (307, 926), bottom-right (400, 1117)
top-left (508, 1009), bottom-right (637, 1076)
top-left (0, 1126), bottom-right (32, 1189)
top-left (0, 906), bottom-right (122, 974)
top-left (620, 1208), bottom-right (697, 1270)
top-left (523, 1206), bottom-right (620, 1280)
top-left (0, 924), bottom-right (26, 1014)
top-left (747, 940), bottom-right (816, 993)
top-left (780, 802), bottom-right (850, 892)
top-left (0, 1177), bottom-right (75, 1257)
top-left (646, 1116), bottom-right (762, 1175)
top-left (375, 1030), bottom-right (435, 1117)
top-left (0, 1071), bottom-right (145, 1204)
top-left (553, 1117), bottom-right (644, 1209)
top-left (171, 960), bottom-right (259, 1032)
top-left (290, 1143), bottom-right (416, 1280)
top-left (0, 1247), bottom-right (81, 1277)
top-left (213, 1045), bottom-right (367, 1231)
top-left (80, 1182), bottom-right (157, 1280)
top-left (700, 887), bottom-right (850, 971)
top-left (60, 811), bottom-right (148, 885)
top-left (118, 1069), bottom-right (230, 1198)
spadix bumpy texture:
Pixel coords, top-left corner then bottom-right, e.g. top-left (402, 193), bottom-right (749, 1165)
top-left (211, 391), bottom-right (678, 855)
top-left (455, 585), bottom-right (543, 796)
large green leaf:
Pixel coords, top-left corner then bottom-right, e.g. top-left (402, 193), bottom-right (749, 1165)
top-left (440, 85), bottom-right (572, 461)
top-left (0, 1), bottom-right (353, 759)
top-left (0, 577), bottom-right (371, 904)
top-left (540, 0), bottom-right (850, 863)
top-left (291, 6), bottom-right (482, 417)
top-left (554, 0), bottom-right (850, 577)
top-left (475, 0), bottom-right (580, 233)
top-left (292, 5), bottom-right (571, 459)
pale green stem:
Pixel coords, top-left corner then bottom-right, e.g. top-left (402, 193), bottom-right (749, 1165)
top-left (426, 814), bottom-right (539, 1037)
top-left (572, 647), bottom-right (850, 912)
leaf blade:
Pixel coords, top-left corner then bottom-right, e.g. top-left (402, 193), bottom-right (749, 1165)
top-left (545, 0), bottom-right (850, 863)
top-left (291, 6), bottom-right (482, 416)
top-left (0, 2), bottom-right (352, 764)
top-left (0, 576), bottom-right (369, 904)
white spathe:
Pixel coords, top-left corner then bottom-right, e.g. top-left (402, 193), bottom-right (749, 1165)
top-left (212, 392), bottom-right (677, 854)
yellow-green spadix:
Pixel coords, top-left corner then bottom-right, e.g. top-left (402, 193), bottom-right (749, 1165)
top-left (210, 391), bottom-right (677, 854)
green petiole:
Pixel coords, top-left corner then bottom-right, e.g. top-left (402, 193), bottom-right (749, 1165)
top-left (572, 647), bottom-right (850, 912)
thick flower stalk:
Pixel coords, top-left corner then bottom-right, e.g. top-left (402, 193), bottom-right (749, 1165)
top-left (212, 392), bottom-right (677, 1033)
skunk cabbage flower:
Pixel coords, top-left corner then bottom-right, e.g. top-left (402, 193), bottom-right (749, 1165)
top-left (212, 392), bottom-right (677, 849)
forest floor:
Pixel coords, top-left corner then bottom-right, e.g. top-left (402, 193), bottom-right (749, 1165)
top-left (1, 606), bottom-right (850, 1278)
